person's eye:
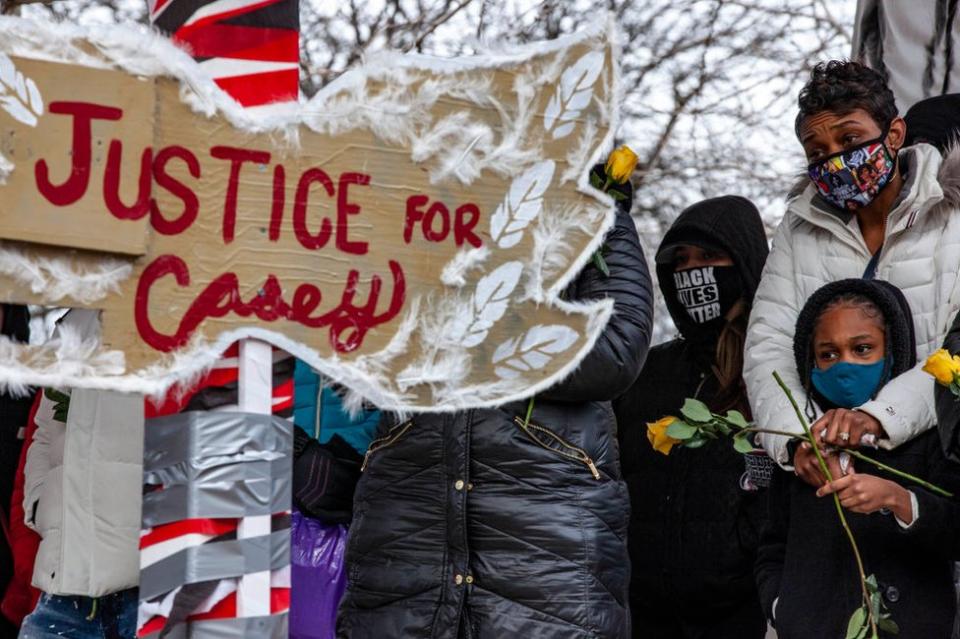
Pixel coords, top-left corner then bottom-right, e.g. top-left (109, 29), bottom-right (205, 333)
top-left (817, 351), bottom-right (837, 361)
top-left (842, 133), bottom-right (860, 146)
top-left (854, 344), bottom-right (874, 356)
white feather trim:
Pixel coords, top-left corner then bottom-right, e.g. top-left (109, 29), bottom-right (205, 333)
top-left (0, 242), bottom-right (131, 304)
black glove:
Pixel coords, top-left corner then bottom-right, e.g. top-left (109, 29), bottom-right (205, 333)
top-left (589, 163), bottom-right (634, 214)
top-left (292, 430), bottom-right (362, 524)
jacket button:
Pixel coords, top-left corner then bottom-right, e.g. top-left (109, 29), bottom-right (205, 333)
top-left (465, 575), bottom-right (474, 584)
top-left (884, 585), bottom-right (900, 603)
top-left (454, 480), bottom-right (465, 491)
top-left (455, 574), bottom-right (463, 585)
top-left (467, 482), bottom-right (473, 491)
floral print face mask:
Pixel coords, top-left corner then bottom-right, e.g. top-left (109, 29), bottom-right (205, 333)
top-left (807, 133), bottom-right (896, 212)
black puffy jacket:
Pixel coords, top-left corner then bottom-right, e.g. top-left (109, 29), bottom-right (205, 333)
top-left (337, 195), bottom-right (654, 638)
top-left (612, 196), bottom-right (770, 629)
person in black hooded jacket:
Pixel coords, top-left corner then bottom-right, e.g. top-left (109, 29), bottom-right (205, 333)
top-left (612, 195), bottom-right (770, 639)
top-left (757, 279), bottom-right (960, 638)
top-left (336, 165), bottom-right (654, 639)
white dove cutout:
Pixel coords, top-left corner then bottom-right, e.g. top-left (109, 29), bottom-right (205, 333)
top-left (0, 16), bottom-right (621, 411)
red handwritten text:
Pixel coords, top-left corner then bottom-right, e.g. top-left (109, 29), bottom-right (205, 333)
top-left (134, 254), bottom-right (406, 354)
top-left (31, 101), bottom-right (489, 356)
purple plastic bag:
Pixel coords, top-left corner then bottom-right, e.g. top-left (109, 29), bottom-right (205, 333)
top-left (290, 509), bottom-right (349, 639)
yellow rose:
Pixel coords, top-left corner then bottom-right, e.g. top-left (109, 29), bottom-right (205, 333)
top-left (923, 348), bottom-right (960, 386)
top-left (605, 145), bottom-right (638, 184)
top-left (647, 416), bottom-right (681, 456)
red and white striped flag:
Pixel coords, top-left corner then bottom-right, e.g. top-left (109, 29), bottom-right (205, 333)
top-left (149, 0), bottom-right (299, 107)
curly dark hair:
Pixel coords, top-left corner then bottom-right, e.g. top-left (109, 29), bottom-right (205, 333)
top-left (794, 60), bottom-right (898, 137)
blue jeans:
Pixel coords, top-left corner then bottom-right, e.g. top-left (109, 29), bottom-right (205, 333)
top-left (19, 589), bottom-right (138, 639)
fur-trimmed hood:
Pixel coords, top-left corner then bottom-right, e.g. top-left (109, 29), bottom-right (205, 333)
top-left (936, 142), bottom-right (960, 208)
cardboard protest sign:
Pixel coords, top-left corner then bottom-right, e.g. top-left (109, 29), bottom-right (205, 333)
top-left (0, 18), bottom-right (620, 410)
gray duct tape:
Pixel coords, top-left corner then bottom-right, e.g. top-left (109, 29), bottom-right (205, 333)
top-left (142, 459), bottom-right (291, 527)
top-left (140, 529), bottom-right (290, 601)
top-left (141, 412), bottom-right (292, 526)
top-left (145, 453), bottom-right (287, 487)
top-left (144, 412), bottom-right (292, 473)
top-left (144, 456), bottom-right (290, 491)
top-left (139, 613), bottom-right (288, 639)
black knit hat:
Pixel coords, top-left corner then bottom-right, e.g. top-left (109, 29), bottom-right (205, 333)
top-left (656, 195), bottom-right (769, 339)
top-left (904, 93), bottom-right (960, 152)
top-left (793, 279), bottom-right (916, 409)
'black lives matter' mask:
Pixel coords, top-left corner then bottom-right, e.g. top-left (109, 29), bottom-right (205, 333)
top-left (673, 265), bottom-right (742, 326)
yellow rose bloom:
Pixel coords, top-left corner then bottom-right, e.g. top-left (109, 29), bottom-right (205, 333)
top-left (647, 416), bottom-right (681, 456)
top-left (923, 348), bottom-right (960, 386)
top-left (605, 145), bottom-right (638, 184)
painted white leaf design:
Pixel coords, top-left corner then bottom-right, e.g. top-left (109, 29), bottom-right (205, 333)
top-left (489, 160), bottom-right (555, 249)
top-left (493, 324), bottom-right (580, 379)
top-left (543, 50), bottom-right (603, 140)
top-left (449, 261), bottom-right (523, 347)
top-left (0, 53), bottom-right (43, 127)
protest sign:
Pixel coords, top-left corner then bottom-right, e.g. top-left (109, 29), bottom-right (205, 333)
top-left (0, 18), bottom-right (619, 410)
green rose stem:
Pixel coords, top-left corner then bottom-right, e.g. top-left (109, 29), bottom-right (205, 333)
top-left (844, 448), bottom-right (953, 498)
top-left (523, 396), bottom-right (535, 429)
top-left (773, 371), bottom-right (878, 639)
top-left (589, 173), bottom-right (616, 277)
top-left (732, 426), bottom-right (954, 498)
top-left (592, 251), bottom-right (610, 277)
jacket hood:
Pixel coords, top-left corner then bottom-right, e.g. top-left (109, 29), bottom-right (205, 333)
top-left (656, 195), bottom-right (769, 340)
top-left (793, 278), bottom-right (916, 409)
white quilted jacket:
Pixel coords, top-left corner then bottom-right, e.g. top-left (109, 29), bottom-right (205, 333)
top-left (745, 143), bottom-right (960, 464)
top-left (23, 310), bottom-right (143, 596)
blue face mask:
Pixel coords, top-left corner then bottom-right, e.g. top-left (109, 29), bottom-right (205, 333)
top-left (811, 359), bottom-right (887, 409)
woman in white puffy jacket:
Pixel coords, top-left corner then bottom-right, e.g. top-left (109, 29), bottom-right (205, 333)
top-left (745, 60), bottom-right (960, 487)
top-left (19, 310), bottom-right (143, 639)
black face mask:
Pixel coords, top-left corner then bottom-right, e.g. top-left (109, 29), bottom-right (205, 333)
top-left (672, 265), bottom-right (742, 327)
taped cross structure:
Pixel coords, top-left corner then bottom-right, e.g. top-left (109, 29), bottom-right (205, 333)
top-left (0, 10), bottom-right (621, 638)
top-left (143, 1), bottom-right (298, 636)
